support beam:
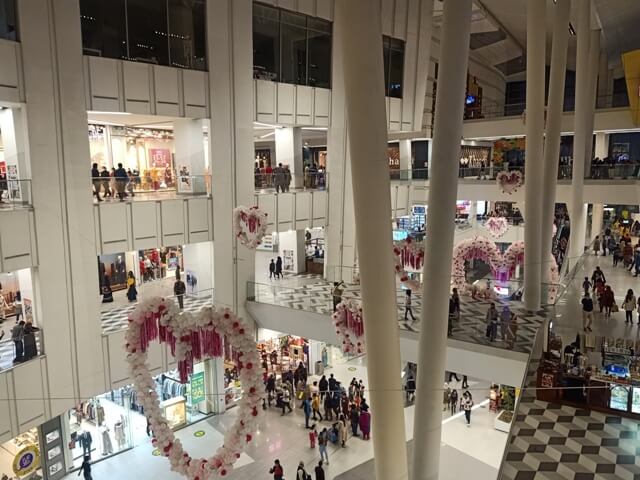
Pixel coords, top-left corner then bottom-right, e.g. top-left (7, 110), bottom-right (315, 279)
top-left (523, 0), bottom-right (546, 310)
top-left (540, 0), bottom-right (570, 299)
top-left (411, 1), bottom-right (473, 479)
top-left (335, 2), bottom-right (408, 479)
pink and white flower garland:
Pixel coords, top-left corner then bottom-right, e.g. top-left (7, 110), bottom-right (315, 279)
top-left (484, 216), bottom-right (510, 238)
top-left (125, 297), bottom-right (263, 479)
top-left (496, 170), bottom-right (523, 195)
top-left (393, 238), bottom-right (424, 290)
top-left (233, 206), bottom-right (268, 249)
top-left (332, 299), bottom-right (365, 355)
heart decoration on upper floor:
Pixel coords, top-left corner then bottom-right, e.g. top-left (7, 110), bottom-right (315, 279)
top-left (332, 299), bottom-right (365, 355)
top-left (233, 206), bottom-right (268, 249)
top-left (496, 170), bottom-right (523, 195)
top-left (484, 216), bottom-right (510, 238)
top-left (125, 297), bottom-right (263, 479)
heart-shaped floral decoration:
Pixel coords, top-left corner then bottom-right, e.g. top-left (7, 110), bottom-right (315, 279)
top-left (496, 170), bottom-right (523, 195)
top-left (393, 238), bottom-right (424, 290)
top-left (484, 216), bottom-right (510, 238)
top-left (451, 236), bottom-right (559, 302)
top-left (332, 299), bottom-right (365, 354)
top-left (125, 298), bottom-right (263, 479)
top-left (233, 206), bottom-right (268, 249)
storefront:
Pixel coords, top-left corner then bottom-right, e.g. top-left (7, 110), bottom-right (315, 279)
top-left (0, 429), bottom-right (43, 479)
top-left (0, 269), bottom-right (35, 323)
top-left (88, 124), bottom-right (176, 192)
top-left (139, 246), bottom-right (184, 283)
top-left (396, 205), bottom-right (427, 238)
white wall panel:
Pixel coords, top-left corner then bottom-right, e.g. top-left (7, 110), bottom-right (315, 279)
top-left (278, 0), bottom-right (295, 10)
top-left (106, 331), bottom-right (163, 389)
top-left (277, 193), bottom-right (294, 228)
top-left (312, 191), bottom-right (327, 220)
top-left (255, 80), bottom-right (276, 123)
top-left (160, 200), bottom-right (186, 245)
top-left (295, 85), bottom-right (313, 124)
top-left (154, 66), bottom-right (180, 116)
top-left (276, 83), bottom-right (296, 124)
top-left (396, 184), bottom-right (409, 215)
top-left (87, 56), bottom-right (120, 112)
top-left (313, 88), bottom-right (330, 126)
top-left (187, 197), bottom-right (211, 243)
top-left (182, 69), bottom-right (207, 118)
top-left (123, 62), bottom-right (152, 114)
top-left (389, 97), bottom-right (402, 131)
top-left (297, 0), bottom-right (315, 15)
top-left (393, 0), bottom-right (408, 40)
top-left (12, 359), bottom-right (47, 431)
top-left (315, 0), bottom-right (333, 20)
top-left (97, 203), bottom-right (130, 253)
top-left (256, 195), bottom-right (276, 226)
top-left (381, 0), bottom-right (394, 36)
top-left (0, 372), bottom-right (12, 443)
top-left (131, 201), bottom-right (159, 250)
top-left (0, 40), bottom-right (21, 103)
top-left (0, 210), bottom-right (35, 271)
top-left (295, 191), bottom-right (311, 230)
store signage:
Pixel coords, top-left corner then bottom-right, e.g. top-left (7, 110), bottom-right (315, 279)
top-left (148, 148), bottom-right (171, 168)
top-left (190, 371), bottom-right (206, 404)
top-left (13, 445), bottom-right (40, 477)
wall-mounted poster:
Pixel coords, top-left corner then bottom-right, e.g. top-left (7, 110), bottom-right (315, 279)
top-left (148, 148), bottom-right (172, 168)
top-left (177, 165), bottom-right (193, 193)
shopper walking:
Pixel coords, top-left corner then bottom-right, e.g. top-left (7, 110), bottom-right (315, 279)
top-left (78, 455), bottom-right (93, 480)
top-left (593, 235), bottom-right (601, 255)
top-left (349, 404), bottom-right (359, 437)
top-left (485, 303), bottom-right (499, 341)
top-left (100, 166), bottom-right (110, 198)
top-left (462, 375), bottom-right (469, 389)
top-left (337, 415), bottom-right (348, 447)
top-left (404, 289), bottom-right (417, 321)
top-left (281, 388), bottom-right (292, 415)
top-left (309, 424), bottom-right (318, 448)
top-left (11, 320), bottom-right (24, 363)
top-left (319, 375), bottom-right (328, 400)
top-left (114, 163), bottom-right (128, 201)
top-left (442, 383), bottom-right (450, 411)
top-left (315, 461), bottom-right (325, 480)
top-left (582, 277), bottom-right (592, 296)
top-left (174, 274), bottom-right (186, 309)
top-left (332, 281), bottom-right (345, 312)
top-left (269, 459), bottom-right (284, 480)
top-left (602, 285), bottom-right (615, 318)
top-left (22, 321), bottom-right (39, 361)
top-left (269, 259), bottom-right (276, 279)
top-left (450, 389), bottom-right (459, 415)
top-left (358, 406), bottom-right (371, 440)
top-left (581, 292), bottom-right (594, 332)
top-left (318, 428), bottom-right (329, 463)
top-left (500, 306), bottom-right (514, 341)
top-left (623, 289), bottom-right (636, 324)
top-left (302, 396), bottom-right (312, 428)
top-left (101, 274), bottom-right (113, 303)
top-left (91, 163), bottom-right (103, 202)
top-left (296, 461), bottom-right (310, 480)
top-left (311, 393), bottom-right (323, 421)
top-left (275, 256), bottom-right (283, 279)
top-left (273, 163), bottom-right (286, 193)
top-left (126, 271), bottom-right (137, 302)
top-left (591, 266), bottom-right (606, 290)
top-left (462, 392), bottom-right (473, 426)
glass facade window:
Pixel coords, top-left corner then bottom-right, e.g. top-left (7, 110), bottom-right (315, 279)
top-left (0, 0), bottom-right (17, 40)
top-left (383, 36), bottom-right (405, 98)
top-left (252, 2), bottom-right (332, 88)
top-left (80, 0), bottom-right (207, 71)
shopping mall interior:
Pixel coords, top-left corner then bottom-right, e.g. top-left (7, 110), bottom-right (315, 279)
top-left (1, 0), bottom-right (640, 479)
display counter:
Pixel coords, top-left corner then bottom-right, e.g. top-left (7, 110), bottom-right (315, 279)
top-left (160, 396), bottom-right (187, 429)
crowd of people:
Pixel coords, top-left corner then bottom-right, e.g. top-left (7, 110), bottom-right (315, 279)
top-left (91, 163), bottom-right (140, 202)
top-left (484, 303), bottom-right (519, 348)
top-left (265, 366), bottom-right (372, 478)
top-left (442, 384), bottom-right (475, 426)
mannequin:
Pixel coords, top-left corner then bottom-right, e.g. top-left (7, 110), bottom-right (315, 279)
top-left (100, 425), bottom-right (113, 455)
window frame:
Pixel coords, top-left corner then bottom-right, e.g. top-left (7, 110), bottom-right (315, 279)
top-left (383, 34), bottom-right (406, 99)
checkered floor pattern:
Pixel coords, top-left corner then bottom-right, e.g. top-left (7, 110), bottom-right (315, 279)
top-left (500, 359), bottom-right (640, 480)
top-left (252, 281), bottom-right (547, 354)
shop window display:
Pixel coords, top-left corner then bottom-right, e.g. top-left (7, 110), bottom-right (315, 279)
top-left (139, 246), bottom-right (183, 284)
top-left (88, 124), bottom-right (176, 194)
top-left (0, 429), bottom-right (42, 479)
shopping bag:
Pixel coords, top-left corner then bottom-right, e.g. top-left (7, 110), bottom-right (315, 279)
top-left (611, 303), bottom-right (619, 313)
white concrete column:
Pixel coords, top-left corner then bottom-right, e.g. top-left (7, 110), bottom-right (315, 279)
top-left (540, 0), bottom-right (570, 293)
top-left (412, 1), bottom-right (473, 479)
top-left (174, 119), bottom-right (207, 193)
top-left (275, 127), bottom-right (303, 188)
top-left (335, 1), bottom-right (408, 479)
top-left (591, 203), bottom-right (604, 239)
top-left (19, 0), bottom-right (105, 412)
top-left (595, 132), bottom-right (609, 159)
top-left (568, 0), bottom-right (592, 270)
top-left (399, 139), bottom-right (412, 180)
top-left (523, 0), bottom-right (546, 311)
top-left (469, 201), bottom-right (478, 226)
top-left (207, 0), bottom-right (255, 317)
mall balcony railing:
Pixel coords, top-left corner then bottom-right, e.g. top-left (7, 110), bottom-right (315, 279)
top-left (0, 179), bottom-right (33, 209)
top-left (464, 93), bottom-right (632, 121)
top-left (0, 328), bottom-right (43, 372)
top-left (91, 170), bottom-right (211, 200)
top-left (253, 172), bottom-right (328, 193)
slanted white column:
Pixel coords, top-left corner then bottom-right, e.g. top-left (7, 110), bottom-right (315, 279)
top-left (411, 1), bottom-right (473, 479)
top-left (335, 1), bottom-right (408, 479)
top-left (591, 203), bottom-right (604, 239)
top-left (469, 201), bottom-right (478, 226)
top-left (19, 0), bottom-right (104, 411)
top-left (174, 119), bottom-right (207, 193)
top-left (275, 127), bottom-right (303, 188)
top-left (399, 139), bottom-right (412, 180)
top-left (568, 0), bottom-right (598, 269)
top-left (523, 0), bottom-right (546, 311)
top-left (207, 0), bottom-right (255, 318)
top-left (540, 0), bottom-right (570, 295)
